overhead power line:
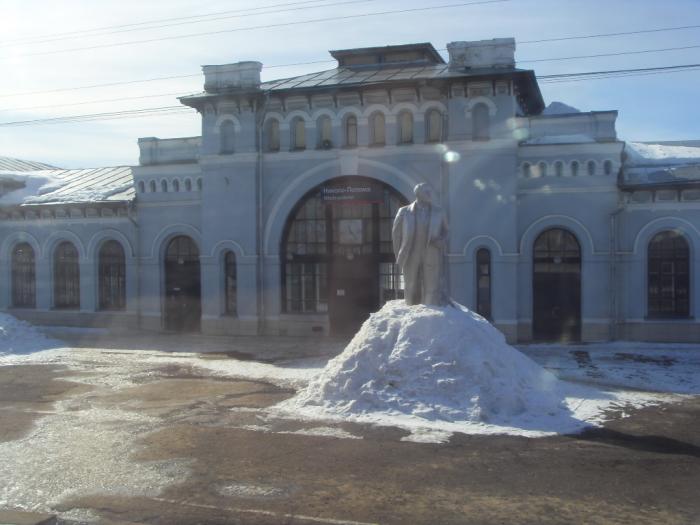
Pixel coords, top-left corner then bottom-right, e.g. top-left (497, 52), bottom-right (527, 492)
top-left (2, 0), bottom-right (510, 59)
top-left (521, 44), bottom-right (700, 63)
top-left (1, 0), bottom-right (352, 46)
top-left (1, 63), bottom-right (699, 127)
top-left (0, 0), bottom-right (380, 50)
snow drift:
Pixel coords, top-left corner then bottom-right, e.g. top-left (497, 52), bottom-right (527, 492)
top-left (0, 312), bottom-right (62, 357)
top-left (281, 301), bottom-right (569, 426)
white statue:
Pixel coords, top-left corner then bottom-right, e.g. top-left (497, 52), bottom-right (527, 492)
top-left (392, 183), bottom-right (449, 306)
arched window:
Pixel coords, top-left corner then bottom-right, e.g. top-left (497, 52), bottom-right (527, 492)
top-left (185, 178), bottom-right (192, 191)
top-left (196, 178), bottom-right (203, 191)
top-left (98, 240), bottom-right (126, 311)
top-left (149, 180), bottom-right (157, 192)
top-left (648, 231), bottom-right (690, 318)
top-left (220, 120), bottom-right (235, 154)
top-left (538, 161), bottom-right (548, 177)
top-left (522, 163), bottom-right (531, 178)
top-left (138, 181), bottom-right (145, 193)
top-left (398, 111), bottom-right (413, 144)
top-left (345, 115), bottom-right (358, 147)
top-left (291, 117), bottom-right (306, 150)
top-left (604, 160), bottom-right (613, 176)
top-left (267, 119), bottom-right (280, 152)
top-left (476, 248), bottom-right (491, 320)
top-left (172, 179), bottom-right (180, 192)
top-left (318, 115), bottom-right (332, 148)
top-left (554, 161), bottom-right (564, 177)
top-left (12, 242), bottom-right (35, 308)
top-left (370, 112), bottom-right (385, 145)
top-left (587, 160), bottom-right (596, 176)
top-left (472, 103), bottom-right (490, 141)
top-left (161, 180), bottom-right (168, 192)
top-left (570, 161), bottom-right (580, 177)
top-left (224, 251), bottom-right (237, 315)
top-left (54, 241), bottom-right (80, 309)
top-left (426, 109), bottom-right (443, 143)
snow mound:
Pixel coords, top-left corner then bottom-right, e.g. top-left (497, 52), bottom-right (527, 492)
top-left (0, 313), bottom-right (62, 357)
top-left (281, 301), bottom-right (567, 425)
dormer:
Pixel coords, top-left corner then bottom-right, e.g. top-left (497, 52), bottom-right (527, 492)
top-left (329, 43), bottom-right (445, 69)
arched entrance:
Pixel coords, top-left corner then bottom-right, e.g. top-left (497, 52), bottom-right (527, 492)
top-left (164, 235), bottom-right (201, 332)
top-left (282, 176), bottom-right (408, 334)
top-left (533, 228), bottom-right (581, 342)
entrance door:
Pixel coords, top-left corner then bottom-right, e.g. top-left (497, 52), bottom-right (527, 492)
top-left (164, 236), bottom-right (201, 332)
top-left (329, 255), bottom-right (378, 334)
top-left (532, 228), bottom-right (581, 342)
top-left (281, 176), bottom-right (407, 335)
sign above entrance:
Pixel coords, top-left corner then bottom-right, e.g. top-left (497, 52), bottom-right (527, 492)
top-left (321, 181), bottom-right (383, 204)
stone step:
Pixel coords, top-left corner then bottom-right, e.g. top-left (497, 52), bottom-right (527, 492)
top-left (0, 510), bottom-right (56, 525)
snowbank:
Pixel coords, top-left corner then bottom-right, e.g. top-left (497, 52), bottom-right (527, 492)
top-left (0, 313), bottom-right (63, 359)
top-left (0, 170), bottom-right (68, 206)
top-left (625, 142), bottom-right (700, 166)
top-left (277, 301), bottom-right (636, 438)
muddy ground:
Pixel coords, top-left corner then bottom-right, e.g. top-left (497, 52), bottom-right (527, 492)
top-left (0, 347), bottom-right (699, 525)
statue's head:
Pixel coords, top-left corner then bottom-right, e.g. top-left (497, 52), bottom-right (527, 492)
top-left (414, 183), bottom-right (432, 204)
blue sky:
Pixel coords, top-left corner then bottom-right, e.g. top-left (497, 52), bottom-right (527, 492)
top-left (1, 0), bottom-right (699, 168)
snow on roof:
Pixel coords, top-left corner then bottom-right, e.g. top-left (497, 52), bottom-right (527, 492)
top-left (625, 142), bottom-right (700, 166)
top-left (0, 156), bottom-right (58, 171)
top-left (0, 166), bottom-right (134, 207)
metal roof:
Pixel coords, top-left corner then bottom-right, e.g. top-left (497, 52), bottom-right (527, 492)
top-left (621, 164), bottom-right (700, 190)
top-left (0, 166), bottom-right (134, 206)
top-left (0, 156), bottom-right (57, 171)
top-left (180, 64), bottom-right (545, 114)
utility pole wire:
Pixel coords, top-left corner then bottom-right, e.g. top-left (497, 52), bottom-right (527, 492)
top-left (2, 63), bottom-right (699, 127)
top-left (0, 0), bottom-right (378, 48)
top-left (2, 0), bottom-right (510, 59)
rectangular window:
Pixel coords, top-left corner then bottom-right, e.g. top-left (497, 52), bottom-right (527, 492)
top-left (285, 262), bottom-right (327, 313)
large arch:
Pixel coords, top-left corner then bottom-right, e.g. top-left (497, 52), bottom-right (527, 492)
top-left (279, 175), bottom-right (409, 334)
top-left (263, 159), bottom-right (417, 256)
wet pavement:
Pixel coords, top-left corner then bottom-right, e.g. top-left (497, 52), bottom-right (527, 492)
top-left (0, 334), bottom-right (699, 524)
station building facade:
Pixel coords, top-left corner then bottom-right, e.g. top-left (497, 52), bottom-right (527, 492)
top-left (1, 39), bottom-right (699, 343)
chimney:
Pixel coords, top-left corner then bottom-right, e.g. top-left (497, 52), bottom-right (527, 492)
top-left (447, 38), bottom-right (515, 70)
top-left (202, 61), bottom-right (263, 92)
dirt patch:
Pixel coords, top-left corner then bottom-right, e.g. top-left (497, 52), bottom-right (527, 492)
top-left (0, 365), bottom-right (92, 442)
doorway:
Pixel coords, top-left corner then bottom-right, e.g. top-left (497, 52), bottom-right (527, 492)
top-left (164, 235), bottom-right (201, 332)
top-left (532, 228), bottom-right (581, 342)
top-left (281, 177), bottom-right (406, 334)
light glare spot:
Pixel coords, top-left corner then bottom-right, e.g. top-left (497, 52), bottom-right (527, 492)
top-left (444, 151), bottom-right (460, 163)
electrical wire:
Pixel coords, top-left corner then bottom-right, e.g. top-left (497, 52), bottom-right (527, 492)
top-left (2, 0), bottom-right (510, 59)
top-left (2, 63), bottom-right (699, 127)
top-left (1, 0), bottom-right (360, 46)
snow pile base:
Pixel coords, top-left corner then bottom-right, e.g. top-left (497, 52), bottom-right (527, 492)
top-left (280, 301), bottom-right (569, 426)
top-left (0, 313), bottom-right (62, 357)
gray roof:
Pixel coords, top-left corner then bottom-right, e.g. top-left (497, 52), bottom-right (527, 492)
top-left (181, 64), bottom-right (545, 114)
top-left (0, 166), bottom-right (134, 206)
top-left (0, 156), bottom-right (57, 171)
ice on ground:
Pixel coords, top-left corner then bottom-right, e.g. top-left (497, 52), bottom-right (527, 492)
top-left (276, 301), bottom-right (671, 438)
top-left (625, 142), bottom-right (700, 166)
